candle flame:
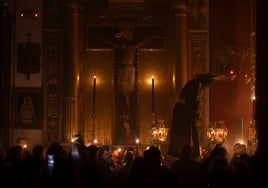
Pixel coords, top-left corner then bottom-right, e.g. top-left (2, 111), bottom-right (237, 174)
top-left (93, 139), bottom-right (97, 144)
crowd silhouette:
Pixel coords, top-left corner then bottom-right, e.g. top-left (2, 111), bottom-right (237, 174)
top-left (0, 138), bottom-right (266, 188)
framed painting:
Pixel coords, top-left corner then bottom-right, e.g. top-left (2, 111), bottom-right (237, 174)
top-left (13, 88), bottom-right (42, 129)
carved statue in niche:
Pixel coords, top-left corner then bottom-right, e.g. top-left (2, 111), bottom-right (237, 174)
top-left (97, 29), bottom-right (157, 145)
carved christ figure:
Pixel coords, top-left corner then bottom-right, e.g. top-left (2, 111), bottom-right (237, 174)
top-left (98, 30), bottom-right (154, 109)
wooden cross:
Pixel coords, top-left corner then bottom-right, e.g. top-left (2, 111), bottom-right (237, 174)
top-left (26, 32), bottom-right (32, 43)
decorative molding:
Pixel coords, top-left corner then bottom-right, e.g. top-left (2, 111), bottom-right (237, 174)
top-left (187, 0), bottom-right (209, 30)
top-left (43, 0), bottom-right (64, 29)
top-left (189, 34), bottom-right (209, 146)
top-left (44, 37), bottom-right (63, 144)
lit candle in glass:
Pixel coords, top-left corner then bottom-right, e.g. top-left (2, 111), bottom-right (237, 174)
top-left (93, 76), bottom-right (96, 114)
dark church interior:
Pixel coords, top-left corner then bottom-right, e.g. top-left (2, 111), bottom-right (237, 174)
top-left (1, 0), bottom-right (268, 187)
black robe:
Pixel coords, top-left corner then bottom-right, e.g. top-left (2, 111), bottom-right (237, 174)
top-left (168, 78), bottom-right (203, 158)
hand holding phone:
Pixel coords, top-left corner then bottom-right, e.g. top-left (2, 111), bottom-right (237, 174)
top-left (47, 154), bottom-right (54, 175)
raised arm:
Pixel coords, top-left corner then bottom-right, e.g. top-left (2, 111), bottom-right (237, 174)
top-left (131, 34), bottom-right (156, 49)
top-left (96, 34), bottom-right (119, 48)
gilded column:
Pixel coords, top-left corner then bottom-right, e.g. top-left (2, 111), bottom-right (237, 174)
top-left (169, 1), bottom-right (189, 99)
top-left (62, 1), bottom-right (83, 141)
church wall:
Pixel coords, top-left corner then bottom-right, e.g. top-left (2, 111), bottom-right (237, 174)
top-left (209, 0), bottom-right (255, 153)
top-left (82, 50), bottom-right (114, 145)
top-left (10, 0), bottom-right (43, 151)
top-left (137, 49), bottom-right (169, 146)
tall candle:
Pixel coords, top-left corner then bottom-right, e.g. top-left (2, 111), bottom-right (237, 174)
top-left (93, 76), bottom-right (96, 114)
top-left (253, 98), bottom-right (255, 120)
top-left (152, 76), bottom-right (155, 114)
top-left (136, 138), bottom-right (139, 156)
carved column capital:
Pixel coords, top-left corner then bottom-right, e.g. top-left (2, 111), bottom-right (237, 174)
top-left (171, 1), bottom-right (188, 16)
top-left (63, 0), bottom-right (83, 14)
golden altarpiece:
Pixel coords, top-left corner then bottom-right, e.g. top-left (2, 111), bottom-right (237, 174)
top-left (43, 0), bottom-right (209, 151)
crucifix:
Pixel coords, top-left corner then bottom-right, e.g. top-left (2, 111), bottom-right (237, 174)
top-left (16, 31), bottom-right (40, 79)
top-left (26, 32), bottom-right (32, 43)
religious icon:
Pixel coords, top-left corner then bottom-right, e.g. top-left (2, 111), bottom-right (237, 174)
top-left (14, 88), bottom-right (42, 129)
top-left (18, 96), bottom-right (36, 125)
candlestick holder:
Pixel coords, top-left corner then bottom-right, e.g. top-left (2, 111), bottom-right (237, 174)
top-left (152, 76), bottom-right (155, 115)
top-left (93, 76), bottom-right (96, 114)
top-left (92, 112), bottom-right (96, 143)
top-left (92, 76), bottom-right (96, 143)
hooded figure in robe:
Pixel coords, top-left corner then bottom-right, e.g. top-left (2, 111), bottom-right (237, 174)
top-left (168, 73), bottom-right (223, 158)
